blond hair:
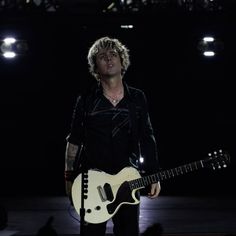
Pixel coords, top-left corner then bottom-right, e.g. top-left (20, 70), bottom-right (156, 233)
top-left (87, 36), bottom-right (130, 80)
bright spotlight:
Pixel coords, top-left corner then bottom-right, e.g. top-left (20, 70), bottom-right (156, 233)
top-left (197, 35), bottom-right (224, 57)
top-left (0, 36), bottom-right (29, 59)
top-left (3, 51), bottom-right (16, 58)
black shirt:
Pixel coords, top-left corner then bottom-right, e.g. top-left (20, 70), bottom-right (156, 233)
top-left (67, 82), bottom-right (159, 175)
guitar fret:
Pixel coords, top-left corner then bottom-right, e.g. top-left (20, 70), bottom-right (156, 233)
top-left (137, 178), bottom-right (142, 188)
top-left (183, 165), bottom-right (187, 173)
top-left (143, 177), bottom-right (149, 186)
top-left (185, 165), bottom-right (190, 173)
top-left (175, 167), bottom-right (182, 176)
top-left (200, 160), bottom-right (204, 168)
top-left (174, 168), bottom-right (178, 176)
top-left (189, 164), bottom-right (193, 171)
top-left (171, 169), bottom-right (175, 177)
top-left (184, 164), bottom-right (191, 172)
top-left (160, 171), bottom-right (166, 180)
top-left (140, 178), bottom-right (145, 187)
top-left (167, 170), bottom-right (172, 178)
top-left (135, 180), bottom-right (140, 188)
top-left (130, 180), bottom-right (136, 190)
top-left (151, 174), bottom-right (157, 183)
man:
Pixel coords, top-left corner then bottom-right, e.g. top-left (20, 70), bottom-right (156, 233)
top-left (65, 36), bottom-right (161, 236)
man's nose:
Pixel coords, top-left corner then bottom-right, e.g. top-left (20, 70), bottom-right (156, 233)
top-left (105, 54), bottom-right (112, 61)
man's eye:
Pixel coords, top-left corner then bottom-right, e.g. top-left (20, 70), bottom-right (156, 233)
top-left (99, 55), bottom-right (105, 60)
top-left (111, 52), bottom-right (118, 56)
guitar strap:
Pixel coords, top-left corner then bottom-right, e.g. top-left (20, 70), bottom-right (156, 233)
top-left (74, 81), bottom-right (102, 173)
top-left (72, 86), bottom-right (93, 174)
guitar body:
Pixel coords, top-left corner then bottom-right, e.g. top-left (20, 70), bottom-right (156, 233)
top-left (72, 166), bottom-right (142, 224)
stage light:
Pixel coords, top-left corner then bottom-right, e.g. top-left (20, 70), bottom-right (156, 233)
top-left (203, 37), bottom-right (214, 42)
top-left (2, 51), bottom-right (16, 58)
top-left (120, 24), bottom-right (134, 29)
top-left (197, 35), bottom-right (224, 57)
top-left (0, 36), bottom-right (29, 59)
top-left (203, 51), bottom-right (215, 57)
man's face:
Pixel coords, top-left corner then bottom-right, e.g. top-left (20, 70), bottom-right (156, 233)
top-left (95, 48), bottom-right (122, 78)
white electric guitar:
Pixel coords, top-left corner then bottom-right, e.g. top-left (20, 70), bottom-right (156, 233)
top-left (71, 149), bottom-right (230, 224)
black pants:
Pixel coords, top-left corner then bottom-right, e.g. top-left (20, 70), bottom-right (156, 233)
top-left (82, 203), bottom-right (140, 236)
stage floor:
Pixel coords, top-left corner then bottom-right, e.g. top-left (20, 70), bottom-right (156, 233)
top-left (0, 195), bottom-right (235, 236)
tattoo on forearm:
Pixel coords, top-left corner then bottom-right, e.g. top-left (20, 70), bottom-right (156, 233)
top-left (65, 143), bottom-right (79, 170)
top-left (68, 143), bottom-right (79, 156)
top-left (66, 159), bottom-right (75, 171)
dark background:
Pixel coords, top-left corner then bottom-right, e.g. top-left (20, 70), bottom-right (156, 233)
top-left (0, 1), bottom-right (235, 197)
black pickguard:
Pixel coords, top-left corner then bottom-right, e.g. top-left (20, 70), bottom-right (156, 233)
top-left (106, 181), bottom-right (137, 214)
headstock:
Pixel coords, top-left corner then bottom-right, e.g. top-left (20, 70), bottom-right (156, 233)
top-left (203, 149), bottom-right (230, 170)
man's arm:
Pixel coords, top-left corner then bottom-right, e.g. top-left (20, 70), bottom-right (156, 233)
top-left (64, 142), bottom-right (79, 196)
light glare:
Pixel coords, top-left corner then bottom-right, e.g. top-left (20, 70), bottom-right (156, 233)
top-left (3, 37), bottom-right (16, 44)
top-left (203, 37), bottom-right (214, 42)
top-left (3, 51), bottom-right (16, 58)
top-left (203, 51), bottom-right (215, 57)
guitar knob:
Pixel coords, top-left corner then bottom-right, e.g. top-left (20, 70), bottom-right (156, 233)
top-left (95, 206), bottom-right (101, 211)
top-left (86, 209), bottom-right (92, 213)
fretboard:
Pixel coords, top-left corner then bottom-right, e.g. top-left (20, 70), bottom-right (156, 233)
top-left (128, 159), bottom-right (205, 190)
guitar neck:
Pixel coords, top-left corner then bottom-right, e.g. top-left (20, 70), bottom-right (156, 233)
top-left (128, 159), bottom-right (205, 190)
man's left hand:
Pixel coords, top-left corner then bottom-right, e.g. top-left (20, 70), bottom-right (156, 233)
top-left (148, 182), bottom-right (161, 199)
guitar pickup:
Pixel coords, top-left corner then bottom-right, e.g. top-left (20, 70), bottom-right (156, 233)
top-left (97, 185), bottom-right (107, 202)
